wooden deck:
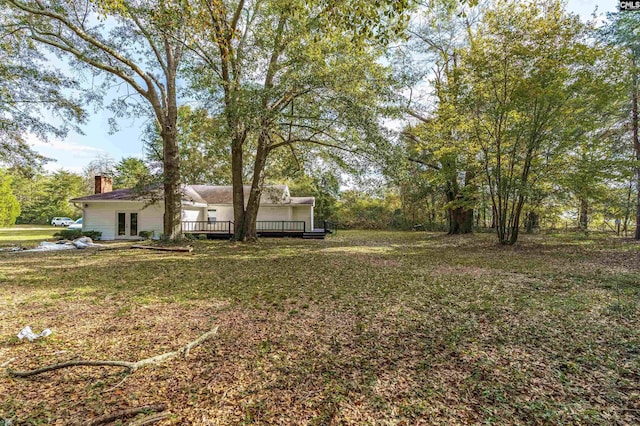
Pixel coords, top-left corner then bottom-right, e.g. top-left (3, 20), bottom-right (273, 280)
top-left (182, 221), bottom-right (327, 239)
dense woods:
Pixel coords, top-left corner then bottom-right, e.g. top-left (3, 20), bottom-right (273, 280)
top-left (1, 0), bottom-right (638, 243)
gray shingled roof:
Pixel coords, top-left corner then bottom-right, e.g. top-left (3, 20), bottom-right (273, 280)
top-left (189, 185), bottom-right (288, 204)
top-left (71, 184), bottom-right (314, 205)
top-left (70, 187), bottom-right (161, 202)
top-left (182, 186), bottom-right (208, 205)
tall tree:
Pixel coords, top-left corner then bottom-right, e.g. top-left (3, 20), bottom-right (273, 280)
top-left (11, 170), bottom-right (84, 223)
top-left (398, 0), bottom-right (482, 234)
top-left (463, 0), bottom-right (604, 244)
top-left (6, 0), bottom-right (186, 238)
top-left (186, 0), bottom-right (410, 241)
top-left (602, 11), bottom-right (640, 239)
top-left (113, 156), bottom-right (151, 189)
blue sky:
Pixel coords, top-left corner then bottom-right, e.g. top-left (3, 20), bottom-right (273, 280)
top-left (31, 1), bottom-right (619, 174)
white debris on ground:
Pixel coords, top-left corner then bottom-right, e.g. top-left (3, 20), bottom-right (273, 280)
top-left (17, 326), bottom-right (52, 342)
top-left (19, 237), bottom-right (102, 252)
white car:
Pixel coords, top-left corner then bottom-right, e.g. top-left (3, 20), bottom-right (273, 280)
top-left (51, 217), bottom-right (75, 226)
top-left (68, 218), bottom-right (83, 230)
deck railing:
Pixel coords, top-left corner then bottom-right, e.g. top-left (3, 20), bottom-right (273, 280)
top-left (182, 220), bottom-right (233, 233)
top-left (256, 220), bottom-right (305, 232)
top-left (181, 220), bottom-right (306, 234)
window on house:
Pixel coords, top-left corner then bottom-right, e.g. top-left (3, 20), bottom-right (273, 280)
top-left (130, 213), bottom-right (138, 236)
top-left (117, 212), bottom-right (126, 236)
top-left (207, 209), bottom-right (217, 223)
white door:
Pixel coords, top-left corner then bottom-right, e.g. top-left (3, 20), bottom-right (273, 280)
top-left (116, 212), bottom-right (139, 239)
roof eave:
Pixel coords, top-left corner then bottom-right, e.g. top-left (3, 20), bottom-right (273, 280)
top-left (69, 198), bottom-right (158, 203)
top-left (182, 201), bottom-right (208, 208)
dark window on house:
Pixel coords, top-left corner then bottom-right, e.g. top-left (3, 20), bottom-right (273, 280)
top-left (207, 209), bottom-right (217, 223)
top-left (130, 213), bottom-right (138, 236)
top-left (117, 213), bottom-right (126, 236)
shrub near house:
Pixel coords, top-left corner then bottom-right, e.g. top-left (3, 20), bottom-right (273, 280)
top-left (53, 229), bottom-right (102, 241)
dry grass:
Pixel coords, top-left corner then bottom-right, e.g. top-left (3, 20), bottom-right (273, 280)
top-left (1, 231), bottom-right (640, 425)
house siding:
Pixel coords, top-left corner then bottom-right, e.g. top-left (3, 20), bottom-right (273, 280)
top-left (292, 206), bottom-right (313, 232)
top-left (182, 206), bottom-right (203, 221)
top-left (83, 201), bottom-right (164, 240)
top-left (205, 205), bottom-right (234, 222)
top-left (258, 206), bottom-right (292, 222)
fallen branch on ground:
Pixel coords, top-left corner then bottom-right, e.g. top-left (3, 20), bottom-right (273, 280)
top-left (131, 245), bottom-right (193, 252)
top-left (7, 326), bottom-right (218, 378)
top-left (127, 411), bottom-right (172, 426)
top-left (86, 403), bottom-right (167, 426)
top-left (1, 357), bottom-right (15, 368)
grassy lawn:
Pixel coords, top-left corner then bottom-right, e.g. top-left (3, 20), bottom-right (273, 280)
top-left (0, 225), bottom-right (58, 247)
top-left (1, 231), bottom-right (640, 424)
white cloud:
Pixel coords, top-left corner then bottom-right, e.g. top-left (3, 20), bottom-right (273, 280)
top-left (29, 138), bottom-right (106, 155)
top-left (24, 133), bottom-right (109, 174)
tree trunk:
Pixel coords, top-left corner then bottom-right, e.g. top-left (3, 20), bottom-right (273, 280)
top-left (505, 195), bottom-right (525, 244)
top-left (448, 206), bottom-right (474, 234)
top-left (230, 140), bottom-right (246, 241)
top-left (579, 198), bottom-right (589, 231)
top-left (482, 204), bottom-right (487, 228)
top-left (161, 40), bottom-right (182, 240)
top-left (161, 129), bottom-right (182, 240)
top-left (491, 205), bottom-right (497, 229)
top-left (429, 194), bottom-right (437, 223)
top-left (525, 212), bottom-right (539, 234)
top-left (232, 131), bottom-right (270, 241)
top-left (634, 55), bottom-right (640, 240)
top-left (624, 178), bottom-right (633, 237)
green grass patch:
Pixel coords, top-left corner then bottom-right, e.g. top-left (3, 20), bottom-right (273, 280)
top-left (0, 225), bottom-right (58, 246)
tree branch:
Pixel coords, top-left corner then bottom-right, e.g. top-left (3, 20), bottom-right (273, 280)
top-left (8, 326), bottom-right (219, 378)
top-left (406, 109), bottom-right (431, 123)
top-left (408, 157), bottom-right (441, 170)
top-left (8, 0), bottom-right (158, 100)
top-left (28, 32), bottom-right (144, 96)
top-left (230, 0), bottom-right (246, 34)
top-left (87, 404), bottom-right (167, 426)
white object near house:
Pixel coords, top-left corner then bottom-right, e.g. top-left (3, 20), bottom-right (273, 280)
top-left (70, 176), bottom-right (317, 240)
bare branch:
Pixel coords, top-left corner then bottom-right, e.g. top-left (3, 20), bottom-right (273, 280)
top-left (406, 109), bottom-right (431, 123)
top-left (87, 404), bottom-right (167, 426)
top-left (408, 157), bottom-right (441, 170)
top-left (28, 32), bottom-right (144, 96)
top-left (8, 0), bottom-right (159, 100)
top-left (230, 0), bottom-right (246, 34)
top-left (8, 326), bottom-right (219, 378)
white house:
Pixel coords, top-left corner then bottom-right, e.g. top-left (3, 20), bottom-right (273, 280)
top-left (70, 177), bottom-right (317, 240)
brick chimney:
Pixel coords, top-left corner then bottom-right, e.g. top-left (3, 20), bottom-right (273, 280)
top-left (94, 175), bottom-right (113, 194)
